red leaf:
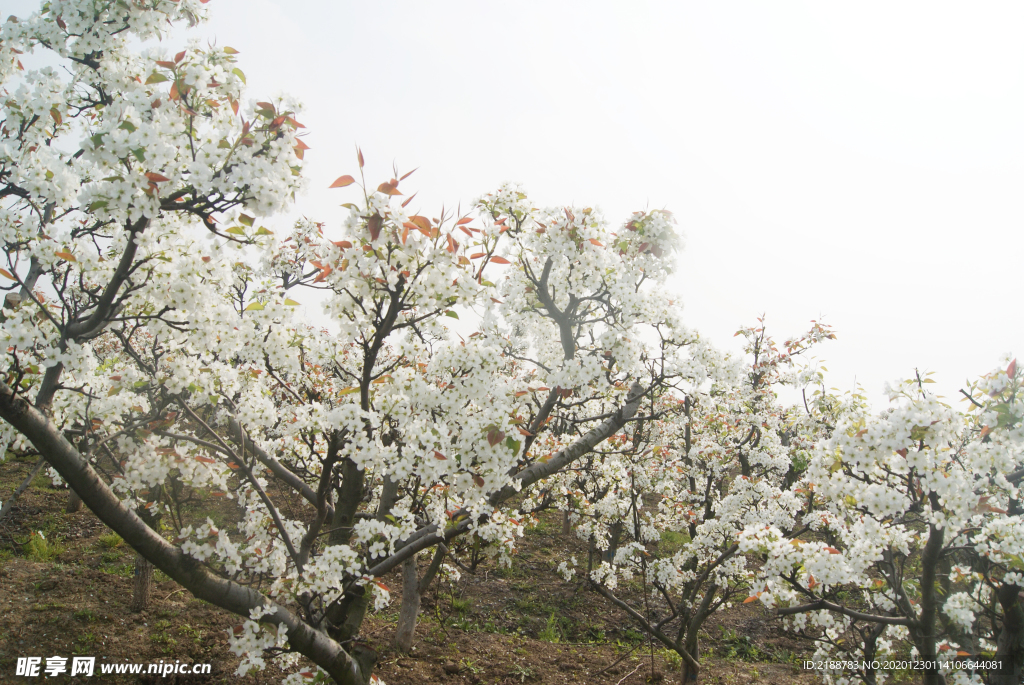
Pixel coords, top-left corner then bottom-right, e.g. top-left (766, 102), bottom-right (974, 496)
top-left (0, 269), bottom-right (14, 280)
top-left (399, 167), bottom-right (418, 181)
top-left (446, 234), bottom-right (458, 253)
top-left (824, 547), bottom-right (841, 555)
top-left (490, 297), bottom-right (503, 304)
top-left (489, 256), bottom-right (511, 265)
top-left (896, 448), bottom-right (908, 457)
top-left (255, 101), bottom-right (275, 113)
top-left (487, 429), bottom-right (505, 447)
top-left (1008, 358), bottom-right (1017, 378)
top-left (409, 216), bottom-right (432, 233)
top-left (587, 239), bottom-right (604, 247)
top-left (333, 240), bottom-right (353, 249)
top-left (456, 217), bottom-right (473, 225)
top-left (564, 208), bottom-right (575, 222)
top-left (169, 81), bottom-right (179, 100)
top-left (459, 226), bottom-right (473, 237)
top-left (469, 253), bottom-right (486, 259)
top-left (357, 147), bottom-right (365, 168)
top-left (312, 266), bottom-right (332, 283)
top-left (145, 172), bottom-right (170, 183)
top-left (195, 456), bottom-right (217, 464)
top-left (473, 475), bottom-right (485, 487)
top-left (742, 595), bottom-right (758, 604)
top-left (329, 175), bottom-right (355, 188)
top-left (638, 242), bottom-right (650, 253)
top-left (174, 50), bottom-right (186, 63)
top-left (377, 181), bottom-right (402, 196)
top-left (367, 215), bottom-right (382, 242)
top-left (155, 60), bottom-right (177, 68)
top-left (433, 450), bottom-right (447, 460)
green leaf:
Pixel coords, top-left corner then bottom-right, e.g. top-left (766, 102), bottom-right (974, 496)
top-left (90, 133), bottom-right (105, 148)
top-left (238, 214), bottom-right (254, 227)
top-left (88, 200), bottom-right (108, 211)
top-left (505, 437), bottom-right (522, 455)
top-left (244, 302), bottom-right (264, 311)
top-left (283, 299), bottom-right (300, 306)
top-left (445, 310), bottom-right (459, 319)
top-left (133, 381), bottom-right (148, 388)
top-left (226, 227), bottom-right (246, 235)
top-left (231, 67), bottom-right (246, 84)
top-left (131, 148), bottom-right (145, 163)
top-left (145, 73), bottom-right (169, 84)
top-left (255, 227), bottom-right (273, 236)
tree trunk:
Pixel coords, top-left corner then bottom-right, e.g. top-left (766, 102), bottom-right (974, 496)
top-left (561, 508), bottom-right (571, 536)
top-left (991, 584), bottom-right (1024, 685)
top-left (393, 546), bottom-right (445, 653)
top-left (65, 487), bottom-right (82, 513)
top-left (394, 555), bottom-right (420, 653)
top-left (602, 521), bottom-right (623, 564)
top-left (130, 554), bottom-right (154, 612)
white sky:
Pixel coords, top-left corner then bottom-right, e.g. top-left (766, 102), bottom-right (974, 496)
top-left (13, 1), bottom-right (1024, 407)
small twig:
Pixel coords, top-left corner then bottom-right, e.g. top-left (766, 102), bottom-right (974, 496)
top-left (592, 641), bottom-right (643, 677)
top-left (615, 661), bottom-right (643, 685)
top-left (0, 456), bottom-right (46, 524)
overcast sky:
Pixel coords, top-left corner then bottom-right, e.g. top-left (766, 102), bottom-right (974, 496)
top-left (15, 1), bottom-right (1024, 407)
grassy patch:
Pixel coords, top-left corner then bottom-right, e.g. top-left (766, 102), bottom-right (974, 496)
top-left (23, 533), bottom-right (64, 562)
top-left (97, 532), bottom-right (123, 549)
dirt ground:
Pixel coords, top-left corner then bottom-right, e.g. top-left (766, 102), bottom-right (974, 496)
top-left (0, 456), bottom-right (822, 685)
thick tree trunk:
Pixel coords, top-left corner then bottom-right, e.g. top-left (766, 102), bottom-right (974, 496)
top-left (130, 498), bottom-right (161, 612)
top-left (130, 555), bottom-right (154, 612)
top-left (602, 521), bottom-right (623, 564)
top-left (394, 556), bottom-right (421, 653)
top-left (679, 638), bottom-right (699, 684)
top-left (393, 546), bottom-right (445, 653)
top-left (991, 584), bottom-right (1024, 685)
top-left (65, 488), bottom-right (82, 513)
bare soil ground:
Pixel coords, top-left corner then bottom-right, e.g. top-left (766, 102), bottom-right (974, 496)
top-left (0, 456), bottom-right (821, 684)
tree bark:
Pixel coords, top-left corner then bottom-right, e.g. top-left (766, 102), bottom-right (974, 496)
top-left (992, 583), bottom-right (1024, 685)
top-left (394, 556), bottom-right (421, 653)
top-left (130, 554), bottom-right (154, 612)
top-left (394, 546), bottom-right (445, 653)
